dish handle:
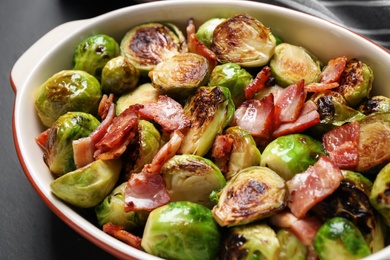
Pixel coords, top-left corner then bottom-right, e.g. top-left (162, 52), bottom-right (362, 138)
top-left (10, 19), bottom-right (87, 93)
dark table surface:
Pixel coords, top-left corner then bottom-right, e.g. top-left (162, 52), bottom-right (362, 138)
top-left (1, 0), bottom-right (389, 259)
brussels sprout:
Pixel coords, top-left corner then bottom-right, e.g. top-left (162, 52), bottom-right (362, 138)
top-left (370, 162), bottom-right (390, 226)
top-left (269, 43), bottom-right (322, 87)
top-left (116, 83), bottom-right (159, 115)
top-left (208, 63), bottom-right (253, 107)
top-left (120, 22), bottom-right (187, 75)
top-left (149, 52), bottom-right (210, 98)
top-left (34, 70), bottom-right (102, 127)
top-left (337, 58), bottom-right (374, 107)
top-left (72, 34), bottom-right (120, 81)
top-left (277, 229), bottom-right (308, 260)
top-left (314, 217), bottom-right (371, 260)
top-left (358, 95), bottom-right (390, 115)
top-left (211, 13), bottom-right (276, 67)
top-left (44, 112), bottom-right (100, 176)
top-left (220, 223), bottom-right (280, 260)
top-left (260, 134), bottom-right (325, 181)
top-left (141, 201), bottom-right (220, 260)
top-left (161, 154), bottom-right (226, 209)
top-left (195, 18), bottom-right (226, 48)
top-left (95, 182), bottom-right (148, 230)
top-left (178, 86), bottom-right (235, 156)
top-left (123, 120), bottom-right (162, 177)
top-left (50, 159), bottom-right (122, 208)
top-left (101, 56), bottom-right (140, 95)
top-left (214, 126), bottom-right (261, 180)
top-left (212, 166), bottom-right (286, 227)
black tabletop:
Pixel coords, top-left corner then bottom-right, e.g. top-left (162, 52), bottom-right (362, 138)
top-left (2, 0), bottom-right (389, 259)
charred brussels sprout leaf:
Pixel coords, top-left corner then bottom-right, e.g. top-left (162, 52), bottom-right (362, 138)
top-left (50, 159), bottom-right (122, 208)
top-left (196, 18), bottom-right (226, 48)
top-left (116, 83), bottom-right (159, 115)
top-left (261, 134), bottom-right (325, 181)
top-left (44, 112), bottom-right (100, 176)
top-left (211, 13), bottom-right (276, 67)
top-left (141, 201), bottom-right (220, 260)
top-left (212, 166), bottom-right (286, 227)
top-left (120, 22), bottom-right (187, 75)
top-left (277, 229), bottom-right (308, 260)
top-left (358, 95), bottom-right (390, 115)
top-left (220, 223), bottom-right (280, 260)
top-left (370, 162), bottom-right (390, 226)
top-left (208, 63), bottom-right (253, 107)
top-left (34, 70), bottom-right (102, 127)
top-left (95, 182), bottom-right (148, 230)
top-left (161, 154), bottom-right (226, 209)
top-left (270, 43), bottom-right (322, 87)
top-left (314, 217), bottom-right (371, 260)
top-left (178, 86), bottom-right (235, 156)
top-left (72, 34), bottom-right (120, 81)
top-left (149, 52), bottom-right (210, 98)
top-left (101, 56), bottom-right (140, 95)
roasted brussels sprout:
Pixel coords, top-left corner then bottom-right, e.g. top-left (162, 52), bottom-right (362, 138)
top-left (141, 201), bottom-right (220, 260)
top-left (195, 18), bottom-right (226, 48)
top-left (261, 134), bottom-right (325, 181)
top-left (44, 112), bottom-right (100, 176)
top-left (178, 86), bottom-right (235, 156)
top-left (314, 217), bottom-right (371, 260)
top-left (220, 223), bottom-right (280, 260)
top-left (269, 43), bottom-right (322, 87)
top-left (34, 70), bottom-right (102, 127)
top-left (101, 56), bottom-right (140, 95)
top-left (120, 22), bottom-right (187, 75)
top-left (116, 83), bottom-right (159, 115)
top-left (212, 166), bottom-right (286, 227)
top-left (277, 229), bottom-right (308, 260)
top-left (95, 182), bottom-right (148, 230)
top-left (211, 13), bottom-right (276, 67)
top-left (208, 63), bottom-right (253, 107)
top-left (50, 159), bottom-right (122, 208)
top-left (72, 34), bottom-right (120, 81)
top-left (370, 162), bottom-right (390, 226)
top-left (149, 52), bottom-right (210, 98)
top-left (161, 154), bottom-right (226, 209)
top-left (358, 95), bottom-right (390, 115)
top-left (336, 58), bottom-right (374, 107)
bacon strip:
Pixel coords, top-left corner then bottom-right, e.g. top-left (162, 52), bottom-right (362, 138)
top-left (103, 222), bottom-right (143, 250)
top-left (244, 66), bottom-right (271, 100)
top-left (98, 93), bottom-right (115, 120)
top-left (304, 82), bottom-right (339, 93)
top-left (35, 128), bottom-right (50, 150)
top-left (211, 134), bottom-right (234, 159)
top-left (320, 56), bottom-right (347, 84)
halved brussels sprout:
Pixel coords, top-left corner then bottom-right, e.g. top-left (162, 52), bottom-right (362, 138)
top-left (44, 112), bottom-right (100, 176)
top-left (178, 86), bottom-right (235, 156)
top-left (277, 229), bottom-right (308, 260)
top-left (101, 56), bottom-right (140, 95)
top-left (141, 201), bottom-right (220, 260)
top-left (195, 18), bottom-right (226, 48)
top-left (261, 134), bottom-right (325, 181)
top-left (269, 43), bottom-right (322, 87)
top-left (34, 70), bottom-right (102, 127)
top-left (208, 63), bottom-right (253, 107)
top-left (161, 154), bottom-right (226, 209)
top-left (211, 13), bottom-right (276, 67)
top-left (314, 217), bottom-right (371, 260)
top-left (120, 22), bottom-right (187, 75)
top-left (149, 52), bottom-right (210, 98)
top-left (212, 166), bottom-right (286, 227)
top-left (370, 162), bottom-right (390, 226)
top-left (358, 95), bottom-right (390, 115)
top-left (95, 182), bottom-right (148, 230)
top-left (116, 83), bottom-right (159, 115)
top-left (72, 34), bottom-right (120, 81)
top-left (337, 58), bottom-right (374, 107)
top-left (50, 159), bottom-right (122, 208)
top-left (220, 223), bottom-right (280, 260)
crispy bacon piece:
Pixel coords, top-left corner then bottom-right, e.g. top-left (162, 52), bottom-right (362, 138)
top-left (35, 128), bottom-right (50, 150)
top-left (244, 66), bottom-right (271, 100)
top-left (103, 222), bottom-right (143, 250)
top-left (139, 95), bottom-right (190, 132)
top-left (211, 134), bottom-right (234, 159)
top-left (304, 82), bottom-right (339, 93)
top-left (287, 156), bottom-right (343, 218)
top-left (320, 56), bottom-right (347, 84)
top-left (322, 121), bottom-right (360, 170)
top-left (187, 18), bottom-right (217, 71)
top-left (98, 93), bottom-right (115, 120)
